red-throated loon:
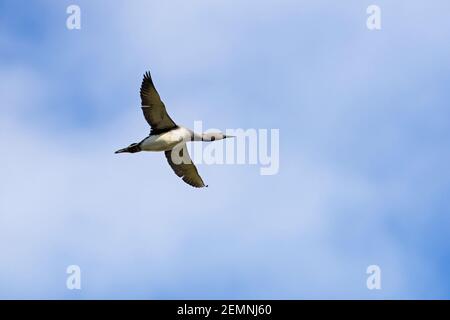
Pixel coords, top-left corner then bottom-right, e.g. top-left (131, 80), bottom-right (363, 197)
top-left (115, 71), bottom-right (233, 188)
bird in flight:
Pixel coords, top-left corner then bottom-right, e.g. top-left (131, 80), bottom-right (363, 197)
top-left (115, 71), bottom-right (233, 188)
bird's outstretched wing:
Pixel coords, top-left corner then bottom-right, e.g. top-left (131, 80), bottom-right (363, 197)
top-left (140, 71), bottom-right (178, 135)
top-left (165, 144), bottom-right (207, 188)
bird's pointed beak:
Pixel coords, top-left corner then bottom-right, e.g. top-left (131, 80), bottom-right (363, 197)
top-left (224, 135), bottom-right (235, 139)
top-left (115, 148), bottom-right (128, 154)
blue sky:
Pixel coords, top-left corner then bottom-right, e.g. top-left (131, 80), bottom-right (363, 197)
top-left (1, 0), bottom-right (450, 299)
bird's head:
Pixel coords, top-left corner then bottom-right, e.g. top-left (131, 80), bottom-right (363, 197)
top-left (115, 143), bottom-right (141, 154)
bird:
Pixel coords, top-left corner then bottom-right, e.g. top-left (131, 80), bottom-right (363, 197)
top-left (115, 71), bottom-right (233, 188)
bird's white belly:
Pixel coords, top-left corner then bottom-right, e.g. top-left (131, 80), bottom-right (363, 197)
top-left (140, 128), bottom-right (190, 152)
